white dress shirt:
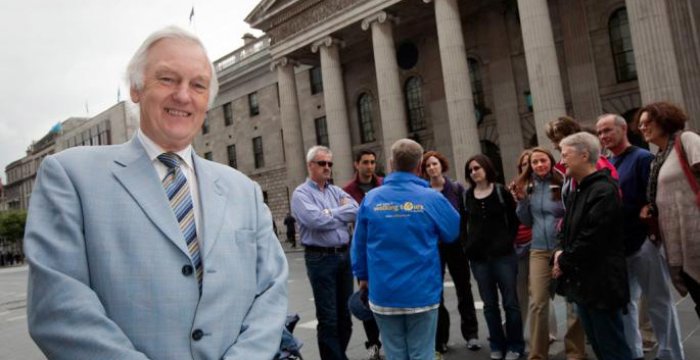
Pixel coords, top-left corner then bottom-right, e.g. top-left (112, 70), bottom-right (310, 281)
top-left (137, 130), bottom-right (204, 247)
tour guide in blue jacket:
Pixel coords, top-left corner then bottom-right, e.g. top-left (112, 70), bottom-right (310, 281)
top-left (351, 138), bottom-right (460, 359)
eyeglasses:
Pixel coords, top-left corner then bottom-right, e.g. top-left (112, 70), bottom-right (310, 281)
top-left (313, 160), bottom-right (334, 168)
top-left (469, 165), bottom-right (482, 173)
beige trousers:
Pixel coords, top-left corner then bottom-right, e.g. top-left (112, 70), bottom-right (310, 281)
top-left (527, 250), bottom-right (586, 360)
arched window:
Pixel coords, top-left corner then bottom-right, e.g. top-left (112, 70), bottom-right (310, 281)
top-left (357, 93), bottom-right (376, 143)
top-left (609, 8), bottom-right (637, 83)
top-left (404, 76), bottom-right (426, 132)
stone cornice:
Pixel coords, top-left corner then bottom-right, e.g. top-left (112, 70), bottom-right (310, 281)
top-left (269, 0), bottom-right (403, 58)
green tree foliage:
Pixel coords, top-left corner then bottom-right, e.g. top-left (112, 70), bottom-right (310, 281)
top-left (0, 210), bottom-right (28, 244)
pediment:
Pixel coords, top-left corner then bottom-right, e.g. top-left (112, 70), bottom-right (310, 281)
top-left (245, 0), bottom-right (302, 28)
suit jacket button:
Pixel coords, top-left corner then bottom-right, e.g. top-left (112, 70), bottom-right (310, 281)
top-left (192, 329), bottom-right (203, 341)
top-left (182, 265), bottom-right (194, 276)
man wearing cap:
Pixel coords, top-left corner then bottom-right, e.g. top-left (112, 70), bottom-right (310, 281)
top-left (351, 139), bottom-right (460, 359)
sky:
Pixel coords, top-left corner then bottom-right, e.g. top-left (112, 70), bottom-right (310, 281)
top-left (0, 0), bottom-right (262, 183)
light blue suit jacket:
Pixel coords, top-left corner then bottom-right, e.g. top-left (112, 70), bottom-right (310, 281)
top-left (24, 136), bottom-right (288, 359)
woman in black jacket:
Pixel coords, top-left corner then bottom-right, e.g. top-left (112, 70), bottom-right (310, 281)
top-left (553, 132), bottom-right (631, 360)
top-left (464, 154), bottom-right (524, 360)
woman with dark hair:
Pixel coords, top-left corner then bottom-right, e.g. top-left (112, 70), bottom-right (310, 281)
top-left (638, 101), bottom-right (700, 318)
top-left (512, 148), bottom-right (566, 360)
top-left (463, 154), bottom-right (524, 360)
top-left (421, 151), bottom-right (481, 355)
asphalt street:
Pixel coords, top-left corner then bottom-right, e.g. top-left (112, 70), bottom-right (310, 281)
top-left (2, 247), bottom-right (699, 360)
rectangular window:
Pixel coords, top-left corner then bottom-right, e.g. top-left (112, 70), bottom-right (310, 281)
top-left (202, 116), bottom-right (209, 134)
top-left (248, 92), bottom-right (259, 116)
top-left (204, 151), bottom-right (213, 160)
top-left (314, 116), bottom-right (329, 147)
top-left (310, 67), bottom-right (323, 95)
top-left (223, 102), bottom-right (233, 126)
top-left (253, 136), bottom-right (264, 169)
top-left (227, 144), bottom-right (237, 168)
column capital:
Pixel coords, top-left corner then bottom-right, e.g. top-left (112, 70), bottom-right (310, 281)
top-left (361, 11), bottom-right (399, 31)
top-left (310, 36), bottom-right (345, 53)
top-left (270, 56), bottom-right (298, 71)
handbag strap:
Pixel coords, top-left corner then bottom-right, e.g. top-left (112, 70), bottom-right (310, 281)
top-left (674, 132), bottom-right (700, 207)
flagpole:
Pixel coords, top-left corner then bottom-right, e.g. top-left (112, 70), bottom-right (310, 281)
top-left (189, 3), bottom-right (197, 34)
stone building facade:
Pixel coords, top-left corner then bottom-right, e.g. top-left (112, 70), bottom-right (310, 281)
top-left (3, 101), bottom-right (138, 211)
top-left (196, 0), bottom-right (699, 229)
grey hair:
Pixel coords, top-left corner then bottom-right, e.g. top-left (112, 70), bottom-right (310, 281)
top-left (125, 26), bottom-right (219, 107)
top-left (597, 113), bottom-right (627, 128)
top-left (560, 132), bottom-right (600, 165)
top-left (390, 139), bottom-right (424, 172)
top-left (306, 145), bottom-right (332, 163)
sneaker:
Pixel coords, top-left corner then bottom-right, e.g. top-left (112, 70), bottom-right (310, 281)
top-left (467, 338), bottom-right (481, 351)
top-left (367, 344), bottom-right (381, 360)
top-left (436, 342), bottom-right (448, 353)
top-left (490, 351), bottom-right (504, 360)
top-left (434, 351), bottom-right (444, 360)
top-left (505, 351), bottom-right (521, 360)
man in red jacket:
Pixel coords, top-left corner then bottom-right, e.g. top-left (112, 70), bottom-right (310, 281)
top-left (343, 149), bottom-right (383, 360)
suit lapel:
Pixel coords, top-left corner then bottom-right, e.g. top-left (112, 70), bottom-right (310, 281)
top-left (112, 137), bottom-right (190, 256)
top-left (193, 156), bottom-right (227, 259)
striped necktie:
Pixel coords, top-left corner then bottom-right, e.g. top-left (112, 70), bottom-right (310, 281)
top-left (158, 152), bottom-right (203, 290)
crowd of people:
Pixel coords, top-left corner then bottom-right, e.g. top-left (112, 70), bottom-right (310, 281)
top-left (292, 101), bottom-right (700, 360)
top-left (19, 25), bottom-right (699, 360)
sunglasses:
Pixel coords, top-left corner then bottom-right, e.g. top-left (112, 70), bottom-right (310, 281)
top-left (313, 160), bottom-right (334, 168)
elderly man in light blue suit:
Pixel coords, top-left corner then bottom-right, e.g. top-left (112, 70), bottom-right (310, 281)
top-left (24, 26), bottom-right (288, 359)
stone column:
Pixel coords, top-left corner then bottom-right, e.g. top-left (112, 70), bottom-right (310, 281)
top-left (272, 57), bottom-right (307, 191)
top-left (666, 0), bottom-right (700, 129)
top-left (424, 0), bottom-right (480, 183)
top-left (558, 0), bottom-right (603, 125)
top-left (487, 9), bottom-right (525, 182)
top-left (626, 0), bottom-right (685, 112)
top-left (361, 12), bottom-right (408, 170)
top-left (517, 0), bottom-right (567, 149)
top-left (311, 37), bottom-right (354, 185)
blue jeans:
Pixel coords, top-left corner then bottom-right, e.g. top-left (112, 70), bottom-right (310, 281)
top-left (622, 240), bottom-right (684, 360)
top-left (374, 308), bottom-right (438, 360)
top-left (471, 254), bottom-right (525, 354)
top-left (576, 304), bottom-right (632, 360)
top-left (305, 250), bottom-right (354, 360)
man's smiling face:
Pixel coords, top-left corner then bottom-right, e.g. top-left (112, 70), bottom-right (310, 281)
top-left (131, 37), bottom-right (212, 151)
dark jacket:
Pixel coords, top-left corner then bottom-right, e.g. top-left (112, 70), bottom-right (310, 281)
top-left (556, 170), bottom-right (629, 310)
top-left (343, 174), bottom-right (383, 204)
top-left (463, 183), bottom-right (518, 261)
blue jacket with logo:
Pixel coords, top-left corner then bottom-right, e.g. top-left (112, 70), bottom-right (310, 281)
top-left (351, 171), bottom-right (460, 308)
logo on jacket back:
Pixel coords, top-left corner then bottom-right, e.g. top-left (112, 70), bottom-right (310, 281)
top-left (373, 201), bottom-right (425, 218)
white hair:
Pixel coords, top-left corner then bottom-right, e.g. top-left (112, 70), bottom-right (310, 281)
top-left (560, 132), bottom-right (600, 165)
top-left (306, 145), bottom-right (332, 163)
top-left (125, 26), bottom-right (219, 107)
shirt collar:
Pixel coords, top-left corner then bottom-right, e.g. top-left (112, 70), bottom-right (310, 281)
top-left (137, 129), bottom-right (194, 170)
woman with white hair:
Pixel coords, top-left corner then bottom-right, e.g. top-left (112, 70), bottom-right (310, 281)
top-left (552, 132), bottom-right (631, 360)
